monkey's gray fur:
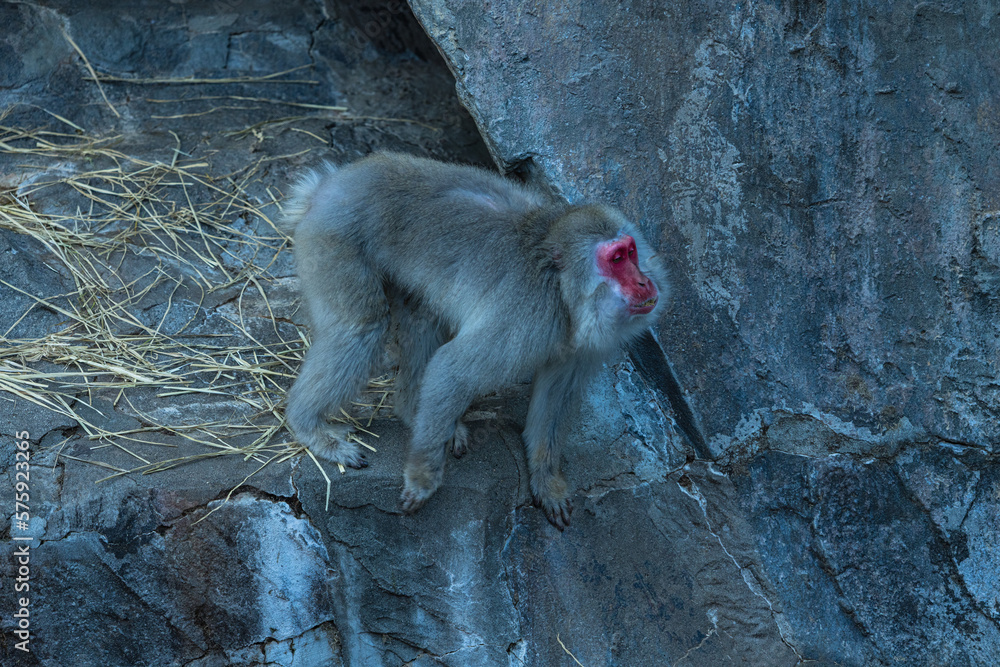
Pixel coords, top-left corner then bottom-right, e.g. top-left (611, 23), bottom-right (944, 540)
top-left (282, 152), bottom-right (666, 529)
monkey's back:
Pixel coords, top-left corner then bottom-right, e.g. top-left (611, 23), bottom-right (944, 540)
top-left (288, 153), bottom-right (570, 366)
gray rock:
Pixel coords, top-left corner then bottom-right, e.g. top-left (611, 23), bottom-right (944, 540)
top-left (410, 0), bottom-right (1000, 452)
top-left (410, 0), bottom-right (1000, 662)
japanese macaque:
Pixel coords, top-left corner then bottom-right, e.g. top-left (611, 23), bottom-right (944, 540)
top-left (282, 152), bottom-right (666, 529)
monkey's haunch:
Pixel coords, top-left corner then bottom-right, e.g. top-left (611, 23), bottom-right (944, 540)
top-left (282, 152), bottom-right (667, 529)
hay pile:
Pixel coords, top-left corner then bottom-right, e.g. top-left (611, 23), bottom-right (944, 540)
top-left (0, 112), bottom-right (389, 505)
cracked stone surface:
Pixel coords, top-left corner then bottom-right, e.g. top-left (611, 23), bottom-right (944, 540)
top-left (1, 0), bottom-right (999, 666)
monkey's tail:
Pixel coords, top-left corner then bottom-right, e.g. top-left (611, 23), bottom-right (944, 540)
top-left (280, 161), bottom-right (340, 235)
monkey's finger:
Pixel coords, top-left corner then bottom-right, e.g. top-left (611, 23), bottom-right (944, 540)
top-left (541, 498), bottom-right (573, 531)
top-left (546, 509), bottom-right (567, 531)
top-left (558, 500), bottom-right (574, 529)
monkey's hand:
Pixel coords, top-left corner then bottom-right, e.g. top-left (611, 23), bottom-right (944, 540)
top-left (530, 468), bottom-right (573, 530)
top-left (533, 494), bottom-right (573, 531)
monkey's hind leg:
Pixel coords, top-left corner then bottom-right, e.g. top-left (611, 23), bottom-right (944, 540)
top-left (399, 335), bottom-right (484, 513)
top-left (286, 238), bottom-right (389, 469)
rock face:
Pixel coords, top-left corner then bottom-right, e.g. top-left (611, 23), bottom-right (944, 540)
top-left (411, 0), bottom-right (1000, 453)
top-left (413, 0), bottom-right (1000, 664)
top-left (406, 0), bottom-right (1000, 664)
top-left (0, 0), bottom-right (998, 666)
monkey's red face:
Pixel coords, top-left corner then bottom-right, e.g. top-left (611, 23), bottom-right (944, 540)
top-left (596, 235), bottom-right (659, 315)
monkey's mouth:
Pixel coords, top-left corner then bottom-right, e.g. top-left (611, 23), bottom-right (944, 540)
top-left (631, 297), bottom-right (658, 314)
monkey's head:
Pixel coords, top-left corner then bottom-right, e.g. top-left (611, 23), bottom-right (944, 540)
top-left (551, 205), bottom-right (667, 350)
top-left (595, 234), bottom-right (660, 315)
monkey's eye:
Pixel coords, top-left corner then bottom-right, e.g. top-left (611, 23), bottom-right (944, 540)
top-left (628, 248), bottom-right (635, 257)
top-left (612, 254), bottom-right (624, 264)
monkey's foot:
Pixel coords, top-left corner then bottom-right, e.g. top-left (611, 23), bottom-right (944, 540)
top-left (307, 423), bottom-right (369, 469)
top-left (400, 463), bottom-right (442, 513)
top-left (400, 486), bottom-right (432, 514)
top-left (450, 420), bottom-right (470, 458)
top-left (335, 448), bottom-right (369, 469)
top-left (533, 494), bottom-right (573, 531)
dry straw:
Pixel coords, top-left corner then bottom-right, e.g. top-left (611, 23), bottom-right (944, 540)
top-left (0, 112), bottom-right (391, 509)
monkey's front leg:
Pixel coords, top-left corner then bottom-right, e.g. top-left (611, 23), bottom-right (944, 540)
top-left (523, 361), bottom-right (589, 530)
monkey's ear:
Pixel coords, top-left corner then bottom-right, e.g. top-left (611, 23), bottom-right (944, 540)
top-left (547, 243), bottom-right (565, 271)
